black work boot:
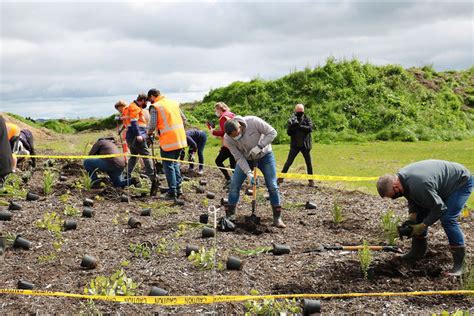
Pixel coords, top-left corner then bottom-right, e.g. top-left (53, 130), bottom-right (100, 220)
top-left (162, 192), bottom-right (177, 201)
top-left (272, 205), bottom-right (287, 228)
top-left (401, 237), bottom-right (427, 263)
top-left (177, 184), bottom-right (183, 198)
top-left (225, 204), bottom-right (236, 221)
top-left (446, 246), bottom-right (466, 276)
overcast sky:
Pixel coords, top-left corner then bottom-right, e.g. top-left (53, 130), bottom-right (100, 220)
top-left (1, 1), bottom-right (473, 119)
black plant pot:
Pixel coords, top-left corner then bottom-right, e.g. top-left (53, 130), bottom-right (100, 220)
top-left (26, 192), bottom-right (39, 201)
top-left (206, 192), bottom-right (215, 199)
top-left (17, 280), bottom-right (34, 290)
top-left (272, 243), bottom-right (291, 256)
top-left (199, 179), bottom-right (207, 186)
top-left (182, 176), bottom-right (190, 182)
top-left (195, 186), bottom-right (205, 194)
top-left (199, 213), bottom-right (209, 224)
top-left (140, 208), bottom-right (152, 216)
top-left (83, 198), bottom-right (94, 207)
top-left (82, 207), bottom-right (94, 218)
top-left (63, 219), bottom-right (77, 231)
top-left (303, 299), bottom-right (321, 315)
top-left (305, 201), bottom-right (317, 210)
top-left (265, 194), bottom-right (270, 201)
top-left (59, 175), bottom-right (68, 182)
top-left (13, 236), bottom-right (32, 250)
top-left (185, 245), bottom-right (199, 257)
top-left (362, 266), bottom-right (376, 280)
top-left (245, 188), bottom-right (253, 196)
top-left (149, 286), bottom-right (168, 296)
top-left (80, 254), bottom-right (98, 269)
top-left (202, 227), bottom-right (215, 238)
top-left (220, 197), bottom-right (228, 206)
top-left (8, 201), bottom-right (22, 211)
top-left (226, 256), bottom-right (243, 270)
top-left (0, 210), bottom-right (12, 221)
top-left (120, 194), bottom-right (130, 203)
top-left (128, 217), bottom-right (141, 228)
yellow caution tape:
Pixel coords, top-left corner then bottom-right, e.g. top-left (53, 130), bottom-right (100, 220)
top-left (0, 289), bottom-right (472, 305)
top-left (14, 154), bottom-right (377, 182)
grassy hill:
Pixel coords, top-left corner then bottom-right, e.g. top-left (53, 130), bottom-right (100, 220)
top-left (185, 59), bottom-right (474, 143)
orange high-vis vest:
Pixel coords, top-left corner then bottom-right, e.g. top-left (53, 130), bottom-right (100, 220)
top-left (123, 101), bottom-right (147, 128)
top-left (6, 122), bottom-right (20, 141)
top-left (151, 96), bottom-right (187, 152)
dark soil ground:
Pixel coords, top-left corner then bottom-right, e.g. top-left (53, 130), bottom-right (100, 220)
top-left (1, 159), bottom-right (473, 314)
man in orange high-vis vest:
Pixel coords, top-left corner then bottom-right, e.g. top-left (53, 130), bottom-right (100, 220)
top-left (147, 88), bottom-right (187, 200)
top-left (5, 122), bottom-right (20, 172)
top-left (122, 93), bottom-right (155, 183)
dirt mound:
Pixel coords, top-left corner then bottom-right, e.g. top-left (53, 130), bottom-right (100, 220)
top-left (1, 112), bottom-right (57, 141)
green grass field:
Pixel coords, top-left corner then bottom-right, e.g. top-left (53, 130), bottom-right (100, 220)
top-left (38, 134), bottom-right (474, 208)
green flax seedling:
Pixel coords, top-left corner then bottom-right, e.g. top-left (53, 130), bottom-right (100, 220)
top-left (381, 209), bottom-right (400, 245)
top-left (43, 169), bottom-right (56, 195)
top-left (332, 202), bottom-right (343, 224)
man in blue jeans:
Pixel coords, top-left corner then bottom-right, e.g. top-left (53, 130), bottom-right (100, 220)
top-left (84, 137), bottom-right (139, 188)
top-left (223, 116), bottom-right (286, 228)
top-left (377, 160), bottom-right (472, 276)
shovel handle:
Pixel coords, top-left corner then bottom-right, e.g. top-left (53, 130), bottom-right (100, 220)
top-left (252, 167), bottom-right (257, 200)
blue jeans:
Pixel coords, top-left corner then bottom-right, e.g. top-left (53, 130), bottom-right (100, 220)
top-left (439, 176), bottom-right (473, 246)
top-left (161, 148), bottom-right (183, 195)
top-left (83, 158), bottom-right (130, 188)
top-left (228, 152), bottom-right (280, 206)
top-left (416, 176), bottom-right (473, 246)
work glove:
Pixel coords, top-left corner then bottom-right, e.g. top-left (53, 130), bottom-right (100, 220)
top-left (136, 135), bottom-right (144, 143)
top-left (249, 146), bottom-right (262, 160)
top-left (410, 223), bottom-right (427, 237)
top-left (247, 171), bottom-right (255, 186)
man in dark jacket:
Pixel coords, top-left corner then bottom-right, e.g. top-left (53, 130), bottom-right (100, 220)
top-left (278, 104), bottom-right (315, 186)
top-left (377, 160), bottom-right (473, 276)
top-left (0, 115), bottom-right (13, 186)
top-left (83, 137), bottom-right (139, 188)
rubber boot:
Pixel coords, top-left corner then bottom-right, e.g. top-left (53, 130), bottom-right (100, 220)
top-left (446, 246), bottom-right (465, 277)
top-left (225, 204), bottom-right (236, 221)
top-left (272, 206), bottom-right (286, 228)
top-left (401, 237), bottom-right (427, 263)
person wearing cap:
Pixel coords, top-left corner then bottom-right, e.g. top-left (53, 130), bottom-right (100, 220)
top-left (0, 115), bottom-right (13, 185)
top-left (121, 94), bottom-right (155, 183)
top-left (179, 128), bottom-right (208, 175)
top-left (147, 88), bottom-right (187, 200)
top-left (83, 137), bottom-right (140, 188)
top-left (377, 160), bottom-right (472, 276)
top-left (278, 103), bottom-right (315, 187)
top-left (223, 116), bottom-right (286, 228)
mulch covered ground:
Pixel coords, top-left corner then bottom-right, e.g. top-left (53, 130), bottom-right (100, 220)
top-left (0, 159), bottom-right (473, 314)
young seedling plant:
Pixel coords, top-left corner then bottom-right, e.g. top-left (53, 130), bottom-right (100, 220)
top-left (83, 267), bottom-right (138, 296)
top-left (234, 246), bottom-right (273, 257)
top-left (43, 169), bottom-right (57, 195)
top-left (188, 247), bottom-right (224, 271)
top-left (358, 241), bottom-right (373, 279)
top-left (244, 289), bottom-right (302, 315)
top-left (381, 209), bottom-right (400, 245)
top-left (0, 173), bottom-right (26, 199)
top-left (332, 202), bottom-right (343, 224)
top-left (129, 242), bottom-right (153, 259)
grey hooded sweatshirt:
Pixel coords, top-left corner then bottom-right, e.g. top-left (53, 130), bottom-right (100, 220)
top-left (397, 159), bottom-right (471, 226)
top-left (223, 116), bottom-right (277, 175)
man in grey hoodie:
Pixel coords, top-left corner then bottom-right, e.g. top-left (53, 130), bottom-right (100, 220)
top-left (223, 116), bottom-right (286, 228)
top-left (377, 160), bottom-right (472, 276)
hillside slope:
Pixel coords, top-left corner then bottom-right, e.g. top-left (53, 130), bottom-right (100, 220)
top-left (186, 59), bottom-right (474, 143)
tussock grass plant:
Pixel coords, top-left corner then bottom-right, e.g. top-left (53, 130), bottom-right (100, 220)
top-left (358, 241), bottom-right (373, 279)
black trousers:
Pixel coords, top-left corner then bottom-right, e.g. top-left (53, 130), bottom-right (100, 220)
top-left (215, 146), bottom-right (236, 180)
top-left (281, 147), bottom-right (313, 175)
